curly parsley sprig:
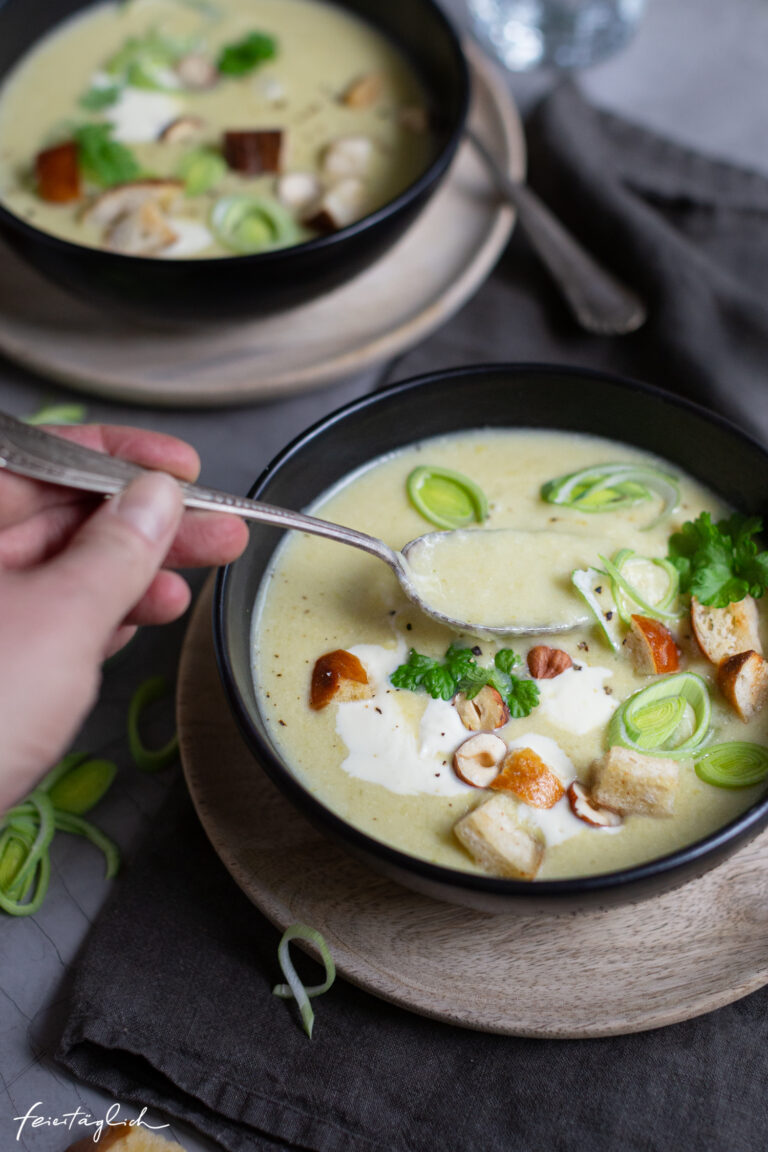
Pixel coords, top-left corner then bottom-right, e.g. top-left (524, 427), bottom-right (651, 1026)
top-left (667, 512), bottom-right (768, 608)
top-left (390, 642), bottom-right (539, 719)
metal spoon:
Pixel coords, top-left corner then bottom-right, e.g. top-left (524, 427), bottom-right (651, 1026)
top-left (0, 411), bottom-right (583, 637)
top-left (467, 128), bottom-right (647, 336)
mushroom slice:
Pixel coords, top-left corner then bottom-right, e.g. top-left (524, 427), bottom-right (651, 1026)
top-left (310, 649), bottom-right (373, 710)
top-left (104, 200), bottom-right (178, 256)
top-left (567, 781), bottom-right (622, 828)
top-left (322, 136), bottom-right (372, 181)
top-left (176, 53), bottom-right (218, 90)
top-left (341, 73), bottom-right (382, 108)
top-left (223, 130), bottom-right (283, 175)
top-left (626, 615), bottom-right (681, 675)
top-left (717, 649), bottom-right (768, 722)
top-left (276, 171), bottom-right (322, 214)
top-left (35, 141), bottom-right (81, 203)
top-left (453, 733), bottom-right (507, 788)
top-left (490, 747), bottom-right (565, 809)
top-left (159, 116), bottom-right (206, 144)
top-left (304, 178), bottom-right (365, 233)
top-left (83, 180), bottom-right (183, 228)
top-left (453, 685), bottom-right (510, 731)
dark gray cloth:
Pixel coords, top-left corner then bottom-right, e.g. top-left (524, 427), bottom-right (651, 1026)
top-left (57, 84), bottom-right (768, 1151)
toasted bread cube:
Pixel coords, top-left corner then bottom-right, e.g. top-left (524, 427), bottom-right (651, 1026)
top-left (67, 1120), bottom-right (185, 1150)
top-left (717, 649), bottom-right (768, 722)
top-left (309, 649), bottom-right (373, 710)
top-left (627, 615), bottom-right (681, 675)
top-left (691, 596), bottom-right (762, 665)
top-left (454, 793), bottom-right (544, 879)
top-left (591, 746), bottom-right (678, 818)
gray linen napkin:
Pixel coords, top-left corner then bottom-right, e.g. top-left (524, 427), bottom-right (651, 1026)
top-left (57, 84), bottom-right (768, 1152)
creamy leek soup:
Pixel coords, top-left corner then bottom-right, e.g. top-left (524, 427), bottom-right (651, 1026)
top-left (0, 0), bottom-right (432, 257)
top-left (252, 430), bottom-right (768, 881)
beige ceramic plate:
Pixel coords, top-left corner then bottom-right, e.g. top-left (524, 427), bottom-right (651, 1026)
top-left (179, 582), bottom-right (768, 1038)
top-left (0, 42), bottom-right (522, 407)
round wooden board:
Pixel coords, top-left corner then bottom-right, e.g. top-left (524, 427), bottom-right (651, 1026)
top-left (0, 42), bottom-right (521, 408)
top-left (178, 581), bottom-right (768, 1037)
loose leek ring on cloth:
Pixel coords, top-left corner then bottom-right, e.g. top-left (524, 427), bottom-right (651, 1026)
top-left (541, 463), bottom-right (679, 529)
top-left (695, 743), bottom-right (768, 789)
top-left (607, 673), bottom-right (711, 759)
top-left (128, 676), bottom-right (179, 772)
top-left (272, 924), bottom-right (336, 1039)
top-left (406, 465), bottom-right (488, 529)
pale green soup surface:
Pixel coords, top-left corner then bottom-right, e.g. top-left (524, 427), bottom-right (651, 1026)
top-left (252, 429), bottom-right (768, 882)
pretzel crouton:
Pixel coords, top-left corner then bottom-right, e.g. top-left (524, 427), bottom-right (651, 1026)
top-left (454, 793), bottom-right (544, 879)
top-left (591, 746), bottom-right (678, 818)
top-left (310, 649), bottom-right (373, 710)
top-left (691, 596), bottom-right (762, 666)
top-left (717, 650), bottom-right (768, 722)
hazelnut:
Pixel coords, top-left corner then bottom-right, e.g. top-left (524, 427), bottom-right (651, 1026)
top-left (453, 733), bottom-right (507, 788)
top-left (527, 645), bottom-right (573, 679)
top-left (341, 73), bottom-right (382, 108)
top-left (158, 115), bottom-right (206, 144)
top-left (567, 781), bottom-right (622, 828)
top-left (453, 685), bottom-right (510, 731)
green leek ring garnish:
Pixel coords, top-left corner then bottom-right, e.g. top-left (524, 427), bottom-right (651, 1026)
top-left (211, 195), bottom-right (301, 254)
top-left (406, 466), bottom-right (488, 530)
top-left (694, 743), bottom-right (768, 789)
top-left (542, 463), bottom-right (679, 529)
top-left (608, 672), bottom-right (711, 759)
top-left (272, 924), bottom-right (336, 1039)
top-left (128, 676), bottom-right (179, 773)
top-left (599, 550), bottom-right (681, 625)
top-left (571, 567), bottom-right (622, 652)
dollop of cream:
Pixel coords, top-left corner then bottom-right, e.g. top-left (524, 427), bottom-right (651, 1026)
top-left (108, 88), bottom-right (181, 142)
top-left (535, 665), bottom-right (617, 735)
top-left (334, 643), bottom-right (472, 797)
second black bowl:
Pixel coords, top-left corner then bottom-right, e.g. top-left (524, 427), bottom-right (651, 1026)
top-left (0, 0), bottom-right (468, 322)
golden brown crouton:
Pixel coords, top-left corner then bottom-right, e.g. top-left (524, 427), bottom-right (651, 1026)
top-left (591, 746), bottom-right (678, 818)
top-left (626, 615), bottom-right (681, 675)
top-left (717, 650), bottom-right (768, 722)
top-left (691, 596), bottom-right (762, 666)
top-left (309, 649), bottom-right (373, 710)
top-left (454, 793), bottom-right (544, 879)
top-left (490, 747), bottom-right (565, 810)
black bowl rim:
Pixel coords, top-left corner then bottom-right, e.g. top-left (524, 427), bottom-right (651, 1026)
top-left (0, 0), bottom-right (469, 267)
top-left (214, 362), bottom-right (768, 900)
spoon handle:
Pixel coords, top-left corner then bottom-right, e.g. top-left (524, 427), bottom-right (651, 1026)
top-left (467, 128), bottom-right (647, 336)
top-left (0, 411), bottom-right (400, 569)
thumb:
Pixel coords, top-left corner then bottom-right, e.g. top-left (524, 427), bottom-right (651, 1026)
top-left (40, 471), bottom-right (184, 653)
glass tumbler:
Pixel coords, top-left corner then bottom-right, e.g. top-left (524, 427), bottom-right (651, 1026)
top-left (468, 0), bottom-right (646, 70)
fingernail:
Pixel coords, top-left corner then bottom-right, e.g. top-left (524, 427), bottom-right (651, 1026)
top-left (112, 472), bottom-right (182, 543)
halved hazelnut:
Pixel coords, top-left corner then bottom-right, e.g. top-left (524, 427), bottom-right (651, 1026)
top-left (717, 649), bottom-right (768, 722)
top-left (104, 201), bottom-right (178, 256)
top-left (276, 171), bottom-right (322, 213)
top-left (453, 685), bottom-right (510, 731)
top-left (322, 136), bottom-right (372, 181)
top-left (627, 615), bottom-right (680, 675)
top-left (567, 781), bottom-right (622, 828)
top-left (83, 180), bottom-right (183, 228)
top-left (304, 178), bottom-right (365, 233)
top-left (176, 53), bottom-right (218, 90)
top-left (35, 141), bottom-right (81, 203)
top-left (223, 130), bottom-right (283, 175)
top-left (453, 733), bottom-right (507, 788)
top-left (341, 73), bottom-right (382, 108)
top-left (158, 116), bottom-right (206, 144)
top-left (490, 747), bottom-right (564, 809)
top-left (310, 649), bottom-right (372, 710)
top-left (527, 645), bottom-right (572, 679)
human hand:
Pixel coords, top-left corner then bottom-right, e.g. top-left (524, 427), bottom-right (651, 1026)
top-left (0, 423), bottom-right (249, 809)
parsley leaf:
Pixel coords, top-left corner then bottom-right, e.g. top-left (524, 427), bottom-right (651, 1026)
top-left (217, 31), bottom-right (277, 76)
top-left (74, 123), bottom-right (140, 187)
top-left (79, 84), bottom-right (121, 111)
top-left (390, 643), bottom-right (539, 718)
top-left (667, 512), bottom-right (768, 608)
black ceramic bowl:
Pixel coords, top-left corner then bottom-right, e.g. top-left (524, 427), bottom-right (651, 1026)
top-left (0, 0), bottom-right (468, 322)
top-left (215, 364), bottom-right (768, 913)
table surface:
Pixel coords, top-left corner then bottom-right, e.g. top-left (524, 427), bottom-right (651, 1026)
top-left (2, 0), bottom-right (768, 1148)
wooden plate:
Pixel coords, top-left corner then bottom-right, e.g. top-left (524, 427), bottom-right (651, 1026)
top-left (0, 42), bottom-right (522, 408)
top-left (179, 581), bottom-right (768, 1038)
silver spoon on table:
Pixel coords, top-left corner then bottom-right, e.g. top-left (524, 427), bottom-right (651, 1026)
top-left (0, 411), bottom-right (586, 639)
top-left (467, 128), bottom-right (647, 336)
